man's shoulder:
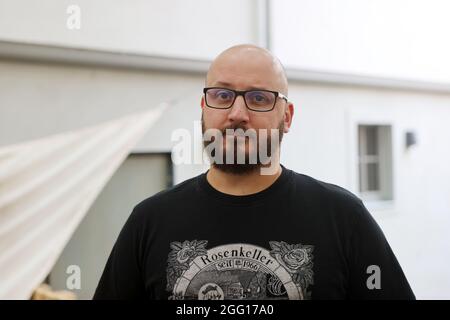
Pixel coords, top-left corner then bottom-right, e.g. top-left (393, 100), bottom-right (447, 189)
top-left (289, 169), bottom-right (371, 229)
top-left (290, 169), bottom-right (364, 208)
top-left (132, 173), bottom-right (201, 213)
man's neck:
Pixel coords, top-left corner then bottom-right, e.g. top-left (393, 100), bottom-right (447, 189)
top-left (206, 164), bottom-right (282, 196)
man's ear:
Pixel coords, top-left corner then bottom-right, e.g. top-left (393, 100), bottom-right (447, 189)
top-left (200, 96), bottom-right (205, 109)
top-left (283, 102), bottom-right (294, 133)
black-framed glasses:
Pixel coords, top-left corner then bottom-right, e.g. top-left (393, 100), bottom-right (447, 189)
top-left (203, 87), bottom-right (288, 112)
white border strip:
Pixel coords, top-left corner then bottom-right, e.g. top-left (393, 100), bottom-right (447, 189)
top-left (1, 40), bottom-right (450, 93)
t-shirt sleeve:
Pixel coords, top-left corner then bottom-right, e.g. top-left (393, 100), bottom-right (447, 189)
top-left (347, 200), bottom-right (415, 299)
top-left (93, 207), bottom-right (146, 300)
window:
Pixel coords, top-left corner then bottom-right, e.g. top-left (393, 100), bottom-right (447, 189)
top-left (358, 125), bottom-right (393, 201)
top-left (49, 153), bottom-right (172, 299)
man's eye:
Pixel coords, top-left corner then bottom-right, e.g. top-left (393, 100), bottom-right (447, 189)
top-left (216, 91), bottom-right (232, 100)
top-left (254, 95), bottom-right (267, 102)
top-left (250, 93), bottom-right (269, 103)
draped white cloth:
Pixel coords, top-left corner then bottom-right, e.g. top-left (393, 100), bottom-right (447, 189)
top-left (0, 105), bottom-right (166, 299)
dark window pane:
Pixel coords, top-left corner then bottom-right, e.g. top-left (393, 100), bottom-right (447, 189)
top-left (358, 126), bottom-right (363, 157)
top-left (367, 162), bottom-right (380, 191)
top-left (366, 126), bottom-right (378, 156)
top-left (358, 162), bottom-right (364, 192)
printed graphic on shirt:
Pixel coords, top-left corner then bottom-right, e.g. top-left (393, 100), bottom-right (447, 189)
top-left (166, 240), bottom-right (314, 300)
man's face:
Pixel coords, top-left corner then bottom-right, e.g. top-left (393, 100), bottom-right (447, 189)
top-left (201, 46), bottom-right (294, 175)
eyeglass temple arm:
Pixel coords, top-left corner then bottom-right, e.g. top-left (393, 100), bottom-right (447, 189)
top-left (278, 92), bottom-right (289, 102)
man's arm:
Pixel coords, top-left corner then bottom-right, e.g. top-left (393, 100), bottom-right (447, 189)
top-left (93, 208), bottom-right (146, 299)
top-left (347, 201), bottom-right (415, 299)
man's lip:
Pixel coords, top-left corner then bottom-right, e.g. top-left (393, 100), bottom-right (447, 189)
top-left (223, 132), bottom-right (248, 137)
top-left (223, 128), bottom-right (250, 134)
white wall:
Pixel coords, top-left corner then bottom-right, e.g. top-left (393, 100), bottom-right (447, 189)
top-left (1, 59), bottom-right (449, 298)
top-left (0, 59), bottom-right (208, 183)
top-left (0, 0), bottom-right (260, 59)
top-left (282, 82), bottom-right (450, 298)
top-left (272, 0), bottom-right (450, 83)
top-left (3, 0), bottom-right (450, 84)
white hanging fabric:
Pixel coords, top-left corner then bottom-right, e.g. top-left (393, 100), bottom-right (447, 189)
top-left (0, 105), bottom-right (166, 299)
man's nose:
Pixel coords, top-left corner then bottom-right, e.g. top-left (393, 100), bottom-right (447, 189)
top-left (227, 95), bottom-right (249, 123)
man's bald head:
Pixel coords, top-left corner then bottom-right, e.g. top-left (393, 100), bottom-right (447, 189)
top-left (206, 44), bottom-right (289, 96)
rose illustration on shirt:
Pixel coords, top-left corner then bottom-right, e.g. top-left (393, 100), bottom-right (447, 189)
top-left (269, 241), bottom-right (314, 299)
top-left (176, 246), bottom-right (196, 264)
top-left (166, 240), bottom-right (208, 293)
top-left (282, 247), bottom-right (310, 272)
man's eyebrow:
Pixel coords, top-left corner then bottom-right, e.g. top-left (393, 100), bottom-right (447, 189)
top-left (210, 81), bottom-right (269, 91)
top-left (213, 81), bottom-right (232, 87)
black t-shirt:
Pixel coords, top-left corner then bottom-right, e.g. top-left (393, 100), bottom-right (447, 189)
top-left (93, 165), bottom-right (415, 300)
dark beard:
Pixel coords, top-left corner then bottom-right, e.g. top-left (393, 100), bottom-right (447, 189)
top-left (201, 114), bottom-right (284, 175)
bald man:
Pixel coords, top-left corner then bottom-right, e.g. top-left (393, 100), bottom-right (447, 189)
top-left (94, 45), bottom-right (415, 300)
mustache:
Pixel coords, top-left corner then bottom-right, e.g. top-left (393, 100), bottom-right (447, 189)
top-left (220, 125), bottom-right (250, 135)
